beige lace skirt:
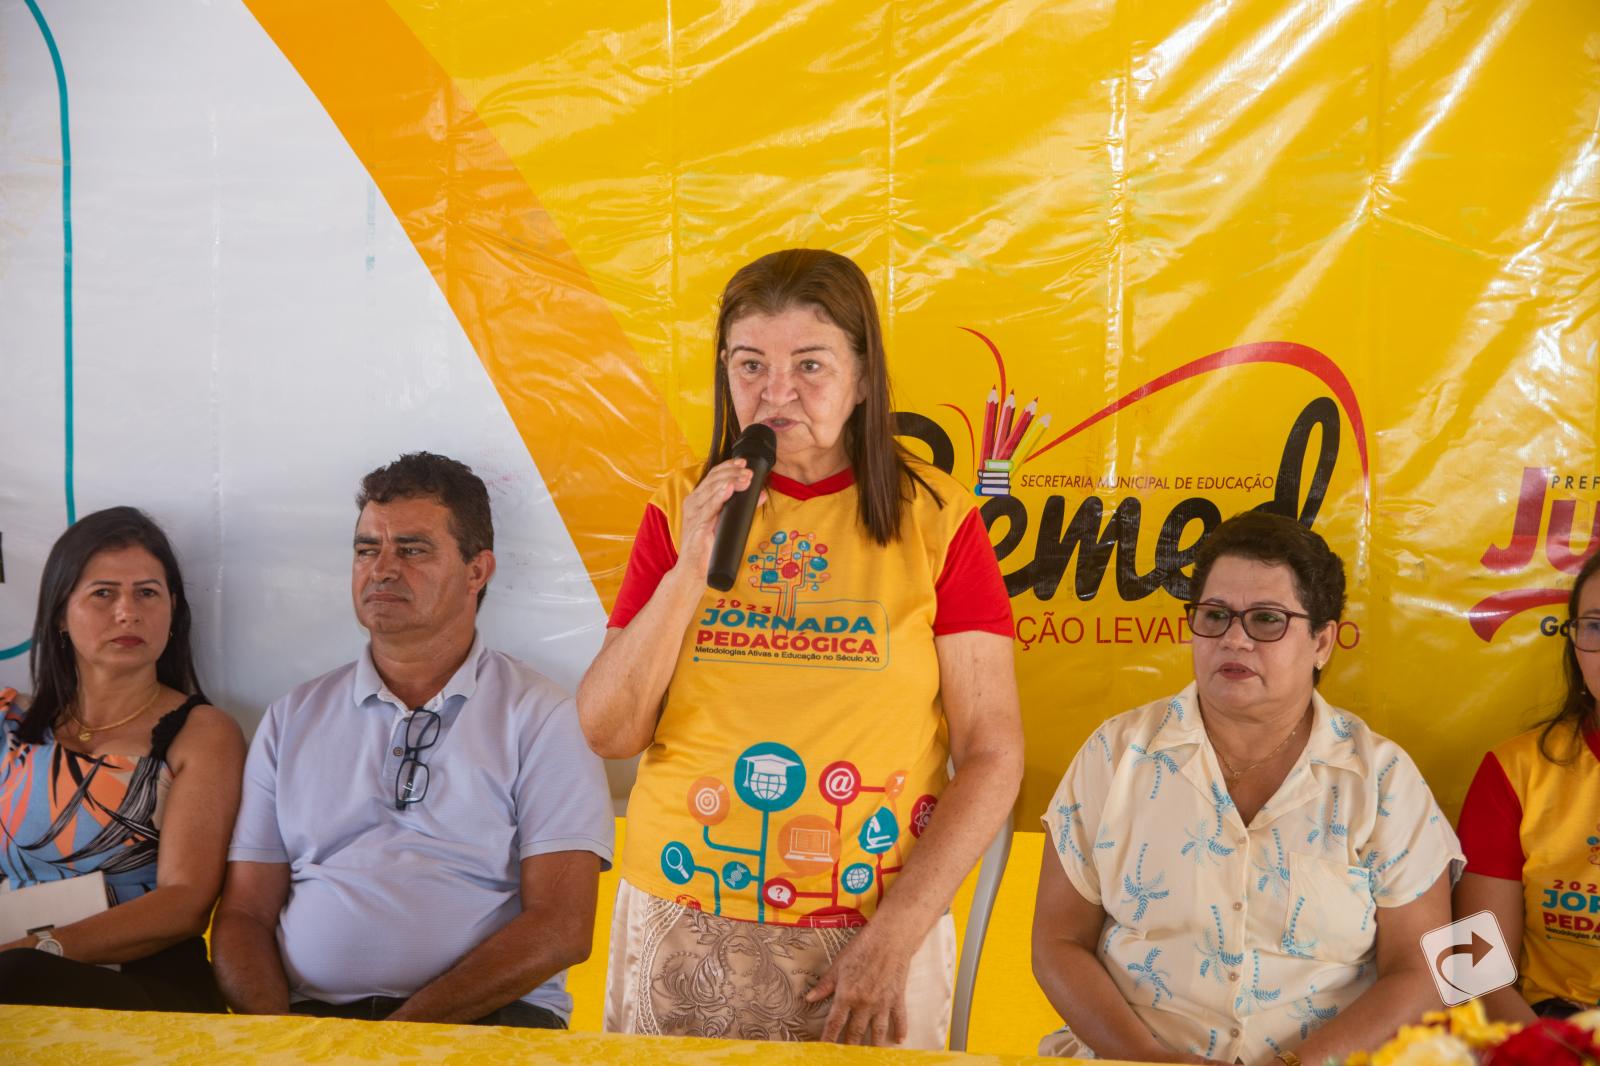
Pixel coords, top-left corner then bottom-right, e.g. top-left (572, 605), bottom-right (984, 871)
top-left (602, 879), bottom-right (956, 1048)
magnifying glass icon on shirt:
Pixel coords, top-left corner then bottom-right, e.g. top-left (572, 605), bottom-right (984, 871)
top-left (661, 842), bottom-right (694, 885)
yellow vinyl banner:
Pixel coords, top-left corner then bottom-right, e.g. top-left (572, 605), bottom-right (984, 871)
top-left (244, 0), bottom-right (1600, 820)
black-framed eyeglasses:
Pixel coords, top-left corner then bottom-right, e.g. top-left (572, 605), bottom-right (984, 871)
top-left (1184, 602), bottom-right (1313, 643)
top-left (394, 708), bottom-right (440, 810)
top-left (1571, 617), bottom-right (1600, 653)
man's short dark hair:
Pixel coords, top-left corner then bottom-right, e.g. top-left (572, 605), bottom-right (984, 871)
top-left (357, 452), bottom-right (494, 604)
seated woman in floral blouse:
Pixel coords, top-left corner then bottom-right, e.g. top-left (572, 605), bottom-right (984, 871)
top-left (1032, 512), bottom-right (1463, 1066)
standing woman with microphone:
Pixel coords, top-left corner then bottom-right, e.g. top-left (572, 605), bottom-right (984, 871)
top-left (578, 248), bottom-right (1022, 1048)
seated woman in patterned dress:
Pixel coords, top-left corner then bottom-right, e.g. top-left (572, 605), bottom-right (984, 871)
top-left (0, 507), bottom-right (244, 1011)
top-left (1032, 512), bottom-right (1463, 1066)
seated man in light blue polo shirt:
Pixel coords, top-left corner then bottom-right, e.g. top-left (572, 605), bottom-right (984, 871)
top-left (212, 451), bottom-right (613, 1028)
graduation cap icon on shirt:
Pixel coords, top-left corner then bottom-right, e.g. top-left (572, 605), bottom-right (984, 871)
top-left (742, 752), bottom-right (800, 802)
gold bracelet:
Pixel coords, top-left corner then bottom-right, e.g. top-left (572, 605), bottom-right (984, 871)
top-left (1275, 1053), bottom-right (1303, 1066)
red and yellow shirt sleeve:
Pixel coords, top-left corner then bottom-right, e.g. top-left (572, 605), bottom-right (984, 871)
top-left (933, 509), bottom-right (1013, 638)
top-left (609, 503), bottom-right (676, 629)
top-left (1456, 752), bottom-right (1525, 881)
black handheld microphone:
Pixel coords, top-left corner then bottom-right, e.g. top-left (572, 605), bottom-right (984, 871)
top-left (707, 423), bottom-right (778, 591)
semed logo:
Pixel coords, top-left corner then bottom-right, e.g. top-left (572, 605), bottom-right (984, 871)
top-left (896, 334), bottom-right (1371, 606)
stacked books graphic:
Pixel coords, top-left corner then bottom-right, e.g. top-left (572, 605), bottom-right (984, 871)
top-left (976, 458), bottom-right (1013, 497)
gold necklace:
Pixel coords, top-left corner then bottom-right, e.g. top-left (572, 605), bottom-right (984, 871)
top-left (1210, 711), bottom-right (1307, 782)
top-left (67, 684), bottom-right (163, 743)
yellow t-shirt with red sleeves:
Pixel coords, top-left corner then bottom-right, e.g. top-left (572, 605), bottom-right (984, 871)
top-left (1457, 725), bottom-right (1600, 1009)
top-left (608, 462), bottom-right (1012, 926)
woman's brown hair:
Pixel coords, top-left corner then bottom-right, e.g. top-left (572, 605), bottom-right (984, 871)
top-left (704, 248), bottom-right (940, 545)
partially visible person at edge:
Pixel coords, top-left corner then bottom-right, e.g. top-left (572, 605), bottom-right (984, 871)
top-left (0, 507), bottom-right (245, 1011)
top-left (1454, 549), bottom-right (1600, 1021)
top-left (1033, 512), bottom-right (1464, 1066)
top-left (577, 248), bottom-right (1023, 1048)
top-left (211, 452), bottom-right (613, 1027)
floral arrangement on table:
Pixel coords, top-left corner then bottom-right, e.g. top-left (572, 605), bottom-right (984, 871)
top-left (1340, 1001), bottom-right (1600, 1066)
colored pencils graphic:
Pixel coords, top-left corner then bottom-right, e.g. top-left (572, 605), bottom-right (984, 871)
top-left (994, 392), bottom-right (1016, 461)
top-left (1015, 413), bottom-right (1051, 465)
top-left (997, 397), bottom-right (1037, 460)
top-left (978, 387), bottom-right (998, 465)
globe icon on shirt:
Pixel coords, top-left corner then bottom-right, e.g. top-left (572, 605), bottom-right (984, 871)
top-left (733, 742), bottom-right (805, 812)
top-left (750, 770), bottom-right (786, 800)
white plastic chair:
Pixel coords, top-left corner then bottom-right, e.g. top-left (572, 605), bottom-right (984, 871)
top-left (947, 821), bottom-right (1014, 1051)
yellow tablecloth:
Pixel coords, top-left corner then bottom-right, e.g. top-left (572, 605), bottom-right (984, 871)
top-left (0, 1006), bottom-right (1134, 1065)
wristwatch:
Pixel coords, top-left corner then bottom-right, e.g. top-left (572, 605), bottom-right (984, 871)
top-left (28, 926), bottom-right (64, 956)
top-left (1275, 1053), bottom-right (1303, 1066)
